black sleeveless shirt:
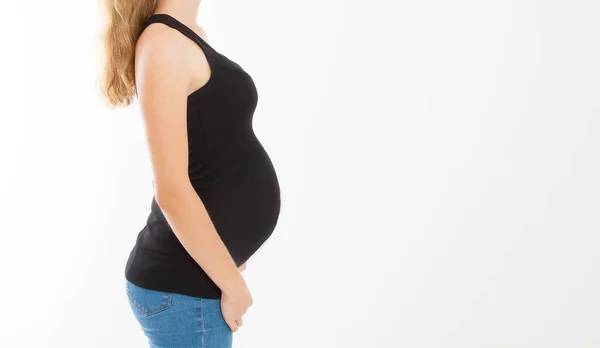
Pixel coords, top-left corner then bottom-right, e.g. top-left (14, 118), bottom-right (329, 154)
top-left (124, 14), bottom-right (281, 299)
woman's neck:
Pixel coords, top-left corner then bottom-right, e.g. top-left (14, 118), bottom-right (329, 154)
top-left (154, 0), bottom-right (201, 27)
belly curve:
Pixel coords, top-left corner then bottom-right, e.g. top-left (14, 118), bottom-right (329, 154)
top-left (197, 137), bottom-right (281, 264)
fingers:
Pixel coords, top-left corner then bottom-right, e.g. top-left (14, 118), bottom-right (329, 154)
top-left (225, 315), bottom-right (244, 332)
top-left (238, 263), bottom-right (246, 272)
top-left (225, 318), bottom-right (239, 332)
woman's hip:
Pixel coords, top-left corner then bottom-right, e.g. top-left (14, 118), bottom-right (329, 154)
top-left (125, 279), bottom-right (233, 348)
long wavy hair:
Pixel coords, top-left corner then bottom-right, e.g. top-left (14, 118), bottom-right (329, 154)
top-left (100, 0), bottom-right (157, 107)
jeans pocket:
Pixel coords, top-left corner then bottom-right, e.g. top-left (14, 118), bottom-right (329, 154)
top-left (126, 280), bottom-right (173, 317)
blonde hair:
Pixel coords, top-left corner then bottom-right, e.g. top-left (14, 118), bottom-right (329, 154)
top-left (100, 0), bottom-right (157, 107)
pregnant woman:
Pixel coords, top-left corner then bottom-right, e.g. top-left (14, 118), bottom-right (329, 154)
top-left (100, 0), bottom-right (281, 346)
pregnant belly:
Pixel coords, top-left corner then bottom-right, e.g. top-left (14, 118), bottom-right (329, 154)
top-left (200, 143), bottom-right (281, 265)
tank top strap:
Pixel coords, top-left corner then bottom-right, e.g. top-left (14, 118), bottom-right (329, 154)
top-left (140, 13), bottom-right (221, 63)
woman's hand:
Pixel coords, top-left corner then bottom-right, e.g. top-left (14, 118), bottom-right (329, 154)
top-left (238, 262), bottom-right (246, 272)
top-left (221, 283), bottom-right (253, 332)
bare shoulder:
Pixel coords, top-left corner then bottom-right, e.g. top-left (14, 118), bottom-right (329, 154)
top-left (136, 24), bottom-right (188, 61)
top-left (134, 25), bottom-right (192, 83)
top-left (134, 25), bottom-right (193, 99)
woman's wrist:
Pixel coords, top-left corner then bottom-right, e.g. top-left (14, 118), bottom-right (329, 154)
top-left (221, 269), bottom-right (248, 296)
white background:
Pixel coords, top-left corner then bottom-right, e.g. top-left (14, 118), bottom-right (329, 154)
top-left (1, 0), bottom-right (599, 347)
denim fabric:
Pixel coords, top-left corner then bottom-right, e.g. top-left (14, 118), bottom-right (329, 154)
top-left (126, 279), bottom-right (233, 348)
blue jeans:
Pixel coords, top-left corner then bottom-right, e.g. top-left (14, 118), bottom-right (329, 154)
top-left (125, 279), bottom-right (233, 348)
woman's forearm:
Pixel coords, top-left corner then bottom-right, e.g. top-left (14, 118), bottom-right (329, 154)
top-left (155, 183), bottom-right (247, 296)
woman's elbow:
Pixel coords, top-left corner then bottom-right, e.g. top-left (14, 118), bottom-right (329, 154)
top-left (154, 181), bottom-right (191, 211)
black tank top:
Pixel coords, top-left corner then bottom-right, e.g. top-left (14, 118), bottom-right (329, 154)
top-left (124, 13), bottom-right (281, 299)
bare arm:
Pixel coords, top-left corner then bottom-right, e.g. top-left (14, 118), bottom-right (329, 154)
top-left (135, 30), bottom-right (247, 297)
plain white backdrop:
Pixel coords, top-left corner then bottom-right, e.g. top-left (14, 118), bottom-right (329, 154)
top-left (1, 0), bottom-right (599, 347)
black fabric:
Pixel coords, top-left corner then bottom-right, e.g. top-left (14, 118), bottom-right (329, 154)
top-left (124, 13), bottom-right (281, 299)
